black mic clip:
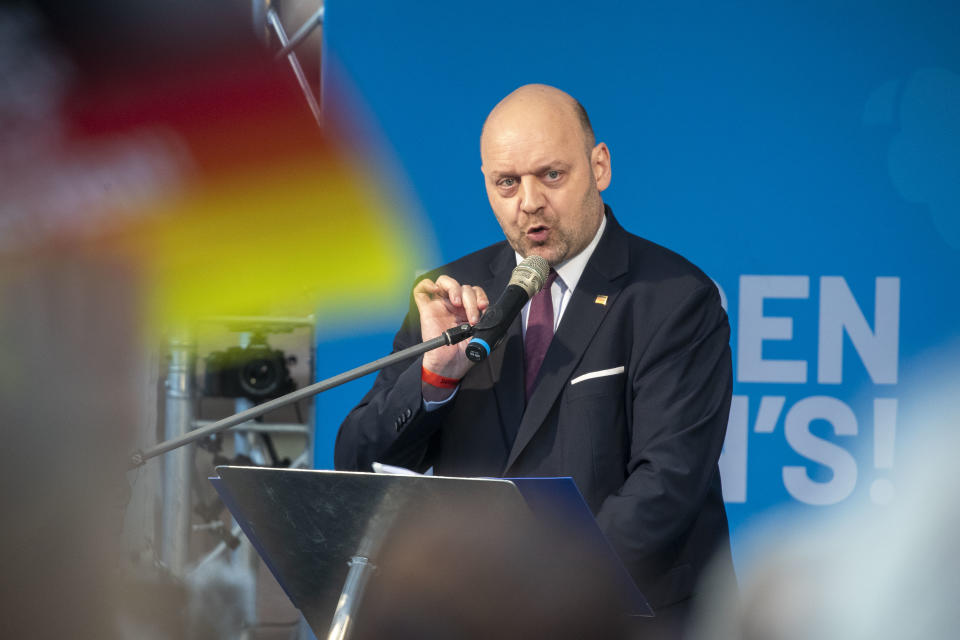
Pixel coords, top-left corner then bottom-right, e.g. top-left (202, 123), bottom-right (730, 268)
top-left (465, 308), bottom-right (506, 362)
top-left (442, 322), bottom-right (475, 345)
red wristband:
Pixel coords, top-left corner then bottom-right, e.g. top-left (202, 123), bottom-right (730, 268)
top-left (421, 366), bottom-right (461, 389)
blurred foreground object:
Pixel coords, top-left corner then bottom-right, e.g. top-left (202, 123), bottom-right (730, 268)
top-left (0, 8), bottom-right (142, 638)
top-left (351, 496), bottom-right (633, 640)
top-left (0, 3), bottom-right (413, 637)
top-left (3, 0), bottom-right (414, 339)
top-left (0, 247), bottom-right (142, 638)
top-left (690, 374), bottom-right (960, 640)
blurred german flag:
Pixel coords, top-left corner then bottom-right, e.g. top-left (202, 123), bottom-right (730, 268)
top-left (2, 3), bottom-right (417, 337)
top-left (78, 58), bottom-right (414, 333)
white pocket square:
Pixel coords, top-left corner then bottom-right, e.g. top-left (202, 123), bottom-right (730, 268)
top-left (570, 366), bottom-right (625, 385)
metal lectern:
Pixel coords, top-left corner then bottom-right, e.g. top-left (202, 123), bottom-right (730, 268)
top-left (211, 467), bottom-right (652, 639)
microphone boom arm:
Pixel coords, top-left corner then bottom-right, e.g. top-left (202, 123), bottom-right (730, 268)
top-left (129, 323), bottom-right (474, 468)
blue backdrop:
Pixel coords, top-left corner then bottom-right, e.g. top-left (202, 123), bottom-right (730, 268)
top-left (313, 1), bottom-right (960, 568)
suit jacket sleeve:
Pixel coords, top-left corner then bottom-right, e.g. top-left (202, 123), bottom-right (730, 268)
top-left (333, 296), bottom-right (449, 472)
top-left (595, 281), bottom-right (732, 587)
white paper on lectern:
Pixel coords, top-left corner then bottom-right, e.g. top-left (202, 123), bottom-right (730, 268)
top-left (371, 462), bottom-right (423, 476)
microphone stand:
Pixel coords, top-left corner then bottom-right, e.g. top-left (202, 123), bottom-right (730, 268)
top-left (129, 323), bottom-right (474, 468)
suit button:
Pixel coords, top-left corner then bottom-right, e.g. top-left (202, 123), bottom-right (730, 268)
top-left (394, 417), bottom-right (402, 431)
top-left (404, 408), bottom-right (412, 419)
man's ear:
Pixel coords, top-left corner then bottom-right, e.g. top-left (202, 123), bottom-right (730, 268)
top-left (591, 142), bottom-right (611, 191)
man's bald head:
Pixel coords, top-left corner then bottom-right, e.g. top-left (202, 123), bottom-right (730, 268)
top-left (481, 84), bottom-right (595, 156)
top-left (479, 84), bottom-right (612, 266)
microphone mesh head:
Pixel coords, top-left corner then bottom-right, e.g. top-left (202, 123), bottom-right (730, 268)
top-left (509, 255), bottom-right (550, 297)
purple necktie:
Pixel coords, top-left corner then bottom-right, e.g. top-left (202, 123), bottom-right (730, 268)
top-left (525, 269), bottom-right (558, 399)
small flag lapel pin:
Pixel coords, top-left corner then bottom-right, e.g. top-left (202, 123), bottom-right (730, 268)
top-left (594, 295), bottom-right (608, 306)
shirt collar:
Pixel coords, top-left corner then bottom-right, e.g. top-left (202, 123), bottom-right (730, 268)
top-left (514, 212), bottom-right (607, 294)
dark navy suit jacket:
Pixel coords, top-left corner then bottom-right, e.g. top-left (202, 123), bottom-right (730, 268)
top-left (335, 208), bottom-right (735, 609)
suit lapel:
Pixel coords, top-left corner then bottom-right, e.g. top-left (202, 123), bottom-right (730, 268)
top-left (504, 211), bottom-right (630, 473)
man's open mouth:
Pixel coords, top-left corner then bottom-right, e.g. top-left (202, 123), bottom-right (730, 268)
top-left (526, 225), bottom-right (550, 242)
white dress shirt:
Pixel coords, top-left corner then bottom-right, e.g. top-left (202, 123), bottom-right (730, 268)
top-left (519, 213), bottom-right (607, 336)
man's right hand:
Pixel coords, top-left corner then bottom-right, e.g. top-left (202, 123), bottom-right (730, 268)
top-left (413, 275), bottom-right (489, 402)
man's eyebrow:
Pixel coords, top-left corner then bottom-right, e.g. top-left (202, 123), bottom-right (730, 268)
top-left (533, 162), bottom-right (571, 173)
top-left (491, 162), bottom-right (571, 179)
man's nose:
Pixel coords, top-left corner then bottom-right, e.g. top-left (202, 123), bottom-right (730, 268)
top-left (519, 176), bottom-right (545, 214)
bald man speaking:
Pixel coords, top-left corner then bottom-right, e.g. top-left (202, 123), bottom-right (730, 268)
top-left (335, 85), bottom-right (735, 633)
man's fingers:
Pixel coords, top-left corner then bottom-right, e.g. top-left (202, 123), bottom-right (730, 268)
top-left (460, 285), bottom-right (481, 324)
top-left (413, 276), bottom-right (486, 323)
top-left (414, 278), bottom-right (456, 310)
top-left (412, 277), bottom-right (440, 300)
top-left (473, 286), bottom-right (490, 311)
top-left (434, 275), bottom-right (465, 305)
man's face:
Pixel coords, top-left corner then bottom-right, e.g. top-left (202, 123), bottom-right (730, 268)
top-left (481, 103), bottom-right (610, 266)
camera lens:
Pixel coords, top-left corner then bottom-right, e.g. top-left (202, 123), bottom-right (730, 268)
top-left (239, 358), bottom-right (280, 398)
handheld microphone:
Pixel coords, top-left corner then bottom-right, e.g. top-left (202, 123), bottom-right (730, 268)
top-left (465, 255), bottom-right (550, 362)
